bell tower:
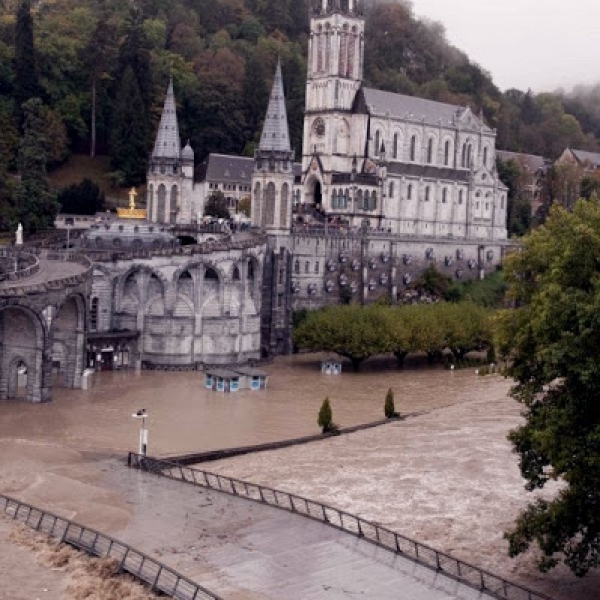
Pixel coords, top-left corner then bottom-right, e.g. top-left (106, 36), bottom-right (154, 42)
top-left (306, 0), bottom-right (365, 114)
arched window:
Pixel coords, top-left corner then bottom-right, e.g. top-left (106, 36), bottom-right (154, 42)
top-left (427, 138), bottom-right (434, 164)
top-left (170, 185), bottom-right (178, 225)
top-left (248, 261), bottom-right (255, 280)
top-left (280, 183), bottom-right (289, 226)
top-left (467, 144), bottom-right (473, 168)
top-left (483, 146), bottom-right (489, 168)
top-left (444, 141), bottom-right (450, 166)
top-left (442, 188), bottom-right (448, 204)
top-left (147, 185), bottom-right (154, 221)
top-left (157, 184), bottom-right (166, 223)
top-left (305, 261), bottom-right (310, 274)
top-left (253, 182), bottom-right (262, 225)
top-left (90, 297), bottom-right (99, 331)
top-left (232, 266), bottom-right (240, 281)
top-left (459, 190), bottom-right (464, 205)
top-left (410, 135), bottom-right (417, 161)
top-left (407, 184), bottom-right (413, 200)
top-left (264, 182), bottom-right (276, 226)
top-left (375, 130), bottom-right (380, 157)
top-left (205, 267), bottom-right (219, 282)
top-left (461, 144), bottom-right (467, 168)
top-left (342, 189), bottom-right (348, 209)
top-left (425, 186), bottom-right (431, 202)
top-left (392, 133), bottom-right (398, 159)
top-left (371, 191), bottom-right (377, 210)
top-left (501, 195), bottom-right (505, 210)
top-left (357, 189), bottom-right (364, 210)
top-left (389, 182), bottom-right (394, 198)
top-left (294, 260), bottom-right (300, 274)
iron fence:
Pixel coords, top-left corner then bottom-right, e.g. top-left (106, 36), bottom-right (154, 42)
top-left (0, 493), bottom-right (223, 600)
top-left (129, 452), bottom-right (554, 600)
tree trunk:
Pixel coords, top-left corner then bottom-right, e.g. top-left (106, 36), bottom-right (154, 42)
top-left (90, 78), bottom-right (96, 158)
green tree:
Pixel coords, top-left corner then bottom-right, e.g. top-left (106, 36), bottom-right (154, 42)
top-left (57, 179), bottom-right (105, 215)
top-left (16, 98), bottom-right (58, 232)
top-left (318, 397), bottom-right (333, 433)
top-left (204, 191), bottom-right (231, 219)
top-left (495, 199), bottom-right (600, 576)
top-left (14, 0), bottom-right (39, 125)
top-left (384, 388), bottom-right (396, 419)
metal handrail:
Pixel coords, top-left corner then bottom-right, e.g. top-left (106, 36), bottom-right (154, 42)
top-left (0, 493), bottom-right (223, 600)
top-left (128, 452), bottom-right (554, 600)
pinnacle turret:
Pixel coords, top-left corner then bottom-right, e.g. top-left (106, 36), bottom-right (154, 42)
top-left (259, 61), bottom-right (291, 154)
top-left (152, 79), bottom-right (181, 160)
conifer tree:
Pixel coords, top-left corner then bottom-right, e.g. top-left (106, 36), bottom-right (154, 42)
top-left (16, 98), bottom-right (57, 232)
top-left (318, 397), bottom-right (333, 433)
top-left (14, 0), bottom-right (39, 126)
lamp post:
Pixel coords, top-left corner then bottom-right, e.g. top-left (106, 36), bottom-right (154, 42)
top-left (132, 409), bottom-right (148, 456)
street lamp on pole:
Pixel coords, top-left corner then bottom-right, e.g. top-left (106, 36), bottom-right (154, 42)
top-left (132, 408), bottom-right (148, 456)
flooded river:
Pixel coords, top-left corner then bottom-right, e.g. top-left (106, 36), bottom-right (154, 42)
top-left (0, 354), bottom-right (505, 456)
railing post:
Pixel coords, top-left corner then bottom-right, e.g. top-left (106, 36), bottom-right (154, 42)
top-left (151, 566), bottom-right (163, 591)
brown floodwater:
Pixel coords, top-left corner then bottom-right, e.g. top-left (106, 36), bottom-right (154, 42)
top-left (0, 354), bottom-right (505, 456)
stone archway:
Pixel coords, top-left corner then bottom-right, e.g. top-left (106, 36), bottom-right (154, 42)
top-left (0, 306), bottom-right (46, 402)
top-left (51, 295), bottom-right (86, 389)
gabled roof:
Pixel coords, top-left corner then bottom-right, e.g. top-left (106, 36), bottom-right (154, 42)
top-left (497, 150), bottom-right (546, 173)
top-left (194, 153), bottom-right (301, 184)
top-left (260, 61), bottom-right (292, 153)
top-left (570, 148), bottom-right (600, 168)
top-left (152, 79), bottom-right (181, 160)
top-left (358, 87), bottom-right (492, 132)
top-left (387, 162), bottom-right (470, 183)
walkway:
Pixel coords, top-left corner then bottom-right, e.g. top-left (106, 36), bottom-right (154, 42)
top-left (100, 460), bottom-right (494, 600)
top-left (0, 258), bottom-right (86, 290)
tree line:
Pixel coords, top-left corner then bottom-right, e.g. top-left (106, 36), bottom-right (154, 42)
top-left (293, 301), bottom-right (491, 371)
top-left (1, 0), bottom-right (600, 232)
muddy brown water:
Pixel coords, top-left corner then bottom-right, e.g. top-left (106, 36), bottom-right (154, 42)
top-left (0, 354), bottom-right (503, 456)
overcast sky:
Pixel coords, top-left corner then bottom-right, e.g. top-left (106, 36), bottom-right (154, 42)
top-left (409, 0), bottom-right (600, 92)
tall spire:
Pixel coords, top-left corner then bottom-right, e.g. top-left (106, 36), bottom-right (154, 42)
top-left (152, 79), bottom-right (181, 160)
top-left (260, 61), bottom-right (291, 153)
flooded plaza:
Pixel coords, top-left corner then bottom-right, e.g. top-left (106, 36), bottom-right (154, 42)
top-left (0, 354), bottom-right (598, 600)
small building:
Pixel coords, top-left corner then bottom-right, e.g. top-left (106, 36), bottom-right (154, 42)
top-left (234, 366), bottom-right (269, 391)
top-left (321, 358), bottom-right (342, 375)
top-left (205, 369), bottom-right (240, 393)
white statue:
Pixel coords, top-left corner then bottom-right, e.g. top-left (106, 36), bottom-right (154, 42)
top-left (15, 223), bottom-right (23, 246)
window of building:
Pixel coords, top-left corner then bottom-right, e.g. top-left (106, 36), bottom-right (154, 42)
top-left (444, 140), bottom-right (450, 166)
top-left (389, 182), bottom-right (394, 198)
top-left (425, 186), bottom-right (431, 202)
top-left (393, 133), bottom-right (399, 159)
top-left (90, 297), bottom-right (99, 331)
top-left (305, 261), bottom-right (310, 274)
top-left (459, 190), bottom-right (464, 205)
top-left (410, 135), bottom-right (417, 161)
top-left (427, 138), bottom-right (434, 164)
top-left (375, 130), bottom-right (381, 157)
top-left (483, 147), bottom-right (489, 168)
top-left (294, 260), bottom-right (300, 274)
top-left (332, 189), bottom-right (338, 209)
top-left (407, 184), bottom-right (413, 200)
top-left (442, 188), bottom-right (447, 204)
top-left (315, 262), bottom-right (320, 274)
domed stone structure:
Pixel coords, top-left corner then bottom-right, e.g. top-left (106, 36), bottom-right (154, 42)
top-left (81, 218), bottom-right (178, 251)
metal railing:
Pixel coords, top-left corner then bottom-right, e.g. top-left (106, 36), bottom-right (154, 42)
top-left (0, 493), bottom-right (223, 600)
top-left (129, 453), bottom-right (553, 600)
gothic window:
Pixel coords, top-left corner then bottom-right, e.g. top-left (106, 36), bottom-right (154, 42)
top-left (357, 189), bottom-right (364, 210)
top-left (157, 184), bottom-right (166, 223)
top-left (389, 182), bottom-right (394, 198)
top-left (427, 138), bottom-right (434, 164)
top-left (325, 30), bottom-right (331, 73)
top-left (371, 191), bottom-right (377, 210)
top-left (332, 189), bottom-right (338, 209)
top-left (170, 185), bottom-right (178, 225)
top-left (442, 188), bottom-right (448, 204)
top-left (459, 190), bottom-right (464, 205)
top-left (147, 185), bottom-right (154, 221)
top-left (347, 30), bottom-right (356, 78)
top-left (233, 267), bottom-right (241, 281)
top-left (205, 267), bottom-right (219, 281)
top-left (425, 186), bottom-right (431, 202)
top-left (461, 144), bottom-right (467, 168)
top-left (410, 135), bottom-right (417, 161)
top-left (315, 262), bottom-right (320, 274)
top-left (339, 27), bottom-right (348, 76)
top-left (483, 146), bottom-right (489, 168)
top-left (305, 261), bottom-right (310, 274)
top-left (253, 182), bottom-right (262, 225)
top-left (444, 140), bottom-right (450, 166)
top-left (467, 144), bottom-right (473, 168)
top-left (407, 184), bottom-right (413, 200)
top-left (393, 133), bottom-right (399, 159)
top-left (280, 183), bottom-right (289, 226)
top-left (317, 28), bottom-right (323, 73)
top-left (264, 182), bottom-right (276, 226)
top-left (375, 131), bottom-right (380, 157)
top-left (501, 195), bottom-right (505, 210)
top-left (90, 297), bottom-right (99, 332)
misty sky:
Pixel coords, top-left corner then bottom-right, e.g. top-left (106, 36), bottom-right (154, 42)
top-left (409, 0), bottom-right (599, 92)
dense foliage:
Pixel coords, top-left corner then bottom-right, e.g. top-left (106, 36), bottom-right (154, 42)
top-left (57, 179), bottom-right (105, 215)
top-left (1, 0), bottom-right (599, 230)
top-left (293, 302), bottom-right (491, 370)
top-left (495, 199), bottom-right (600, 576)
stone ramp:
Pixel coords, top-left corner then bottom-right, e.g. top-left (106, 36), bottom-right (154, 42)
top-left (100, 460), bottom-right (495, 600)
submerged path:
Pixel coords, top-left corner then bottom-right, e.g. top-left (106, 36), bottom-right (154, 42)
top-left (100, 460), bottom-right (495, 600)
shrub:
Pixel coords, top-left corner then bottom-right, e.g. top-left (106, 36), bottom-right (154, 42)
top-left (318, 397), bottom-right (333, 433)
top-left (384, 388), bottom-right (397, 418)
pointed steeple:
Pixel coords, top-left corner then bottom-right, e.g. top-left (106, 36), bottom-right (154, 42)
top-left (152, 79), bottom-right (181, 160)
top-left (260, 61), bottom-right (291, 153)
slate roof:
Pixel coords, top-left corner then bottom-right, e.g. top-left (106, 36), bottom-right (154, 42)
top-left (387, 162), bottom-right (471, 182)
top-left (570, 148), bottom-right (600, 168)
top-left (260, 61), bottom-right (292, 153)
top-left (331, 172), bottom-right (379, 185)
top-left (152, 79), bottom-right (181, 160)
top-left (497, 150), bottom-right (546, 172)
top-left (195, 154), bottom-right (302, 184)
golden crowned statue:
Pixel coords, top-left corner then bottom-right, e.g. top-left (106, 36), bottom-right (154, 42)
top-left (117, 188), bottom-right (147, 219)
